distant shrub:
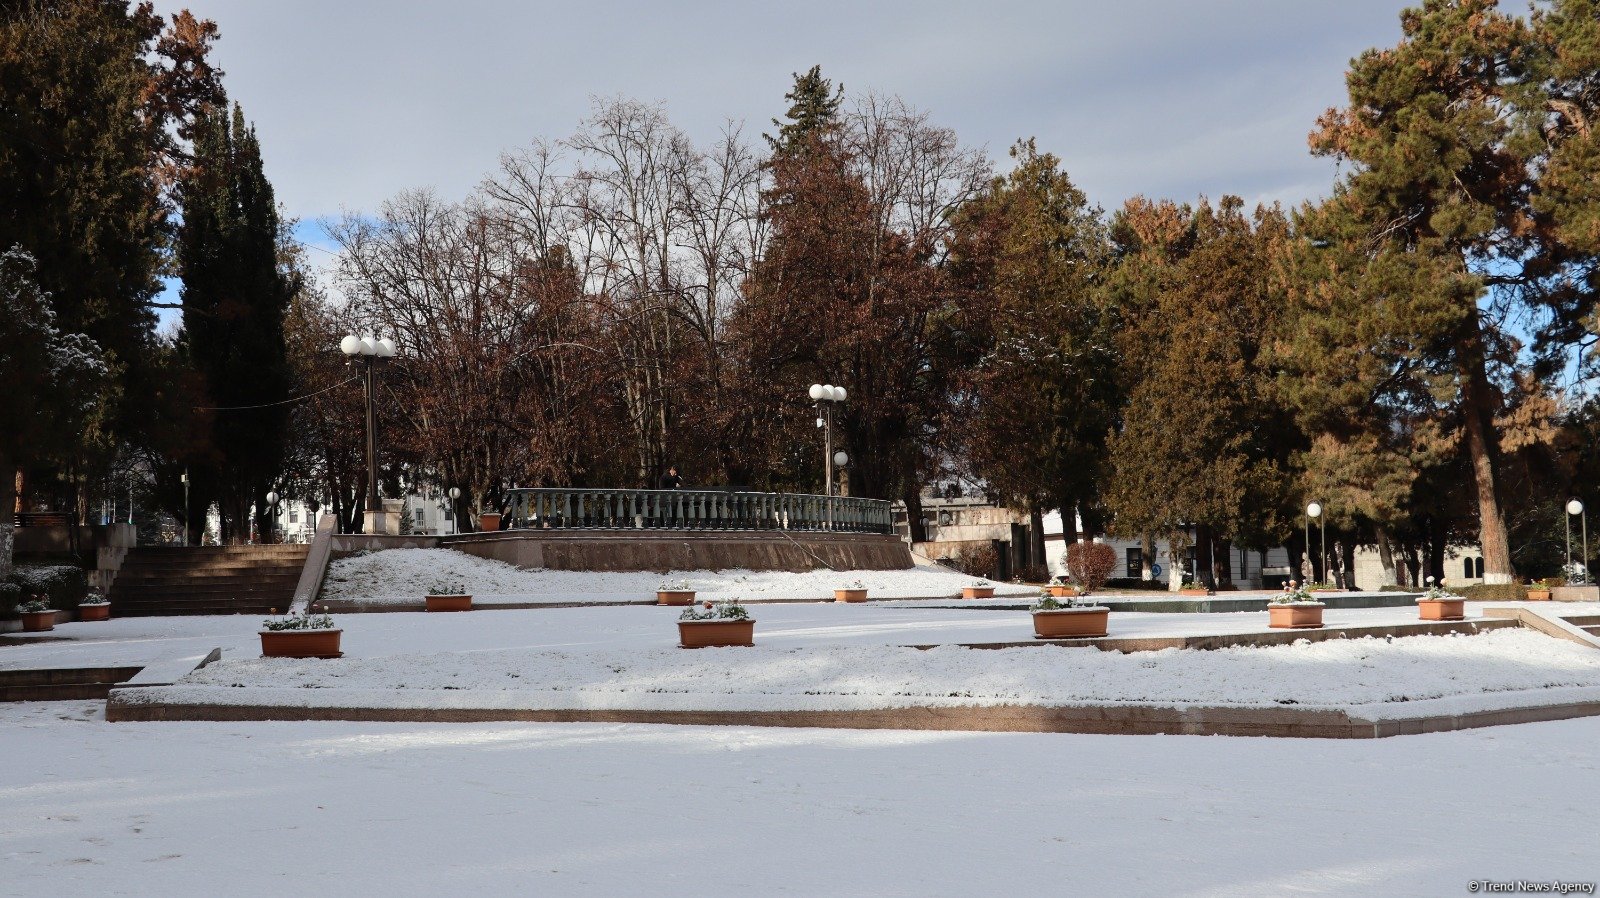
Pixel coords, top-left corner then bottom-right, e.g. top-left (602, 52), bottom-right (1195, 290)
top-left (1064, 542), bottom-right (1118, 595)
top-left (954, 545), bottom-right (998, 579)
top-left (1105, 577), bottom-right (1164, 590)
top-left (9, 565), bottom-right (88, 611)
top-left (0, 581), bottom-right (19, 616)
top-left (1378, 583), bottom-right (1416, 592)
top-left (1457, 583), bottom-right (1527, 602)
top-left (1013, 564), bottom-right (1049, 585)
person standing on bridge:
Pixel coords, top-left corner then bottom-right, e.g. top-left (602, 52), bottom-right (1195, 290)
top-left (658, 466), bottom-right (683, 490)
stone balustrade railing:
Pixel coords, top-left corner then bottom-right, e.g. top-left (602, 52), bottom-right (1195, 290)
top-left (500, 488), bottom-right (893, 534)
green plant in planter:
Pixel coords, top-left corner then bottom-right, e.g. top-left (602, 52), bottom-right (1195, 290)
top-left (678, 600), bottom-right (749, 621)
top-left (1420, 577), bottom-right (1464, 600)
top-left (17, 595), bottom-right (52, 613)
top-left (81, 589), bottom-right (109, 606)
top-left (261, 606), bottom-right (337, 631)
top-left (1269, 583), bottom-right (1319, 604)
top-left (429, 582), bottom-right (466, 596)
top-left (1030, 588), bottom-right (1095, 611)
top-left (658, 579), bottom-right (692, 592)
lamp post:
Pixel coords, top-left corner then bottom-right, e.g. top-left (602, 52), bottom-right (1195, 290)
top-left (181, 470), bottom-right (189, 546)
top-left (263, 490), bottom-right (279, 545)
top-left (340, 334), bottom-right (396, 534)
top-left (1568, 498), bottom-right (1588, 578)
top-left (1306, 501), bottom-right (1325, 585)
top-left (809, 384), bottom-right (846, 529)
top-left (448, 487), bottom-right (461, 535)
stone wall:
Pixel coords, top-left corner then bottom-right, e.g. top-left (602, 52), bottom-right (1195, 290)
top-left (330, 530), bottom-right (913, 573)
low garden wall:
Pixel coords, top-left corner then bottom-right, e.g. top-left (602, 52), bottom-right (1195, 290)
top-left (328, 530), bottom-right (914, 573)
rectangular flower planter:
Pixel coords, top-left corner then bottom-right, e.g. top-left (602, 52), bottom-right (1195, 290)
top-left (962, 587), bottom-right (995, 599)
top-left (78, 603), bottom-right (111, 622)
top-left (1046, 585), bottom-right (1075, 598)
top-left (1179, 588), bottom-right (1210, 596)
top-left (425, 594), bottom-right (473, 612)
top-left (834, 589), bottom-right (868, 603)
top-left (1267, 603), bottom-right (1324, 629)
top-left (1526, 589), bottom-right (1552, 601)
top-left (677, 619), bottom-right (755, 648)
top-left (20, 610), bottom-right (55, 632)
top-left (1032, 607), bottom-right (1110, 639)
top-left (1417, 598), bottom-right (1465, 621)
top-left (657, 590), bottom-right (695, 606)
top-left (478, 512), bottom-right (502, 531)
top-left (260, 629), bottom-right (343, 658)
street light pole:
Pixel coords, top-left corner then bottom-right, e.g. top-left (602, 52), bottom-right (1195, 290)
top-left (808, 384), bottom-right (847, 529)
top-left (264, 490), bottom-right (279, 545)
top-left (1569, 498), bottom-right (1588, 579)
top-left (448, 487), bottom-right (461, 535)
top-left (341, 334), bottom-right (397, 535)
top-left (1307, 501), bottom-right (1324, 584)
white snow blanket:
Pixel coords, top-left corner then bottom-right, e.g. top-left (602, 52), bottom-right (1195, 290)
top-left (160, 629), bottom-right (1600, 714)
top-left (321, 547), bottom-right (1030, 604)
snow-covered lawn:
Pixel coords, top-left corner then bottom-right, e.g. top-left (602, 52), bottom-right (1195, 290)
top-left (320, 547), bottom-right (1032, 605)
top-left (6, 601), bottom-right (1595, 673)
top-left (144, 628), bottom-right (1600, 716)
top-left (1, 701), bottom-right (1595, 896)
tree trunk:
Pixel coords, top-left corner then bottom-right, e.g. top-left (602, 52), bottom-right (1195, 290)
top-left (1029, 504), bottom-right (1046, 573)
top-left (1059, 500), bottom-right (1078, 547)
top-left (1140, 533), bottom-right (1154, 581)
top-left (903, 488), bottom-right (926, 544)
top-left (0, 452), bottom-right (14, 578)
top-left (1460, 335), bottom-right (1514, 584)
top-left (1426, 518), bottom-right (1447, 585)
top-left (1340, 540), bottom-right (1357, 590)
top-left (1376, 527), bottom-right (1398, 587)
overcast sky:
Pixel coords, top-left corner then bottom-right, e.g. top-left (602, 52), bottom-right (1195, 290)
top-left (164, 0), bottom-right (1420, 234)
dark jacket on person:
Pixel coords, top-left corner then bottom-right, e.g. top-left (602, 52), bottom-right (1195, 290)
top-left (658, 472), bottom-right (682, 490)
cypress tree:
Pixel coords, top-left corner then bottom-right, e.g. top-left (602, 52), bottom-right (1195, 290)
top-left (177, 101), bottom-right (295, 543)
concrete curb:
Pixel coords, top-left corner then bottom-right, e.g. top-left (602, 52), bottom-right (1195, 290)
top-left (102, 690), bottom-right (1600, 738)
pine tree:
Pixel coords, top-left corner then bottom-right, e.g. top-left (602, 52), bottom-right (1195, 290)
top-left (177, 101), bottom-right (295, 543)
top-left (1305, 0), bottom-right (1547, 584)
top-left (765, 65), bottom-right (843, 156)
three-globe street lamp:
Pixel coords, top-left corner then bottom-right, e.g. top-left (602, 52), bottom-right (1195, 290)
top-left (1306, 501), bottom-right (1327, 586)
top-left (1568, 498), bottom-right (1589, 579)
top-left (340, 334), bottom-right (396, 534)
top-left (809, 384), bottom-right (847, 530)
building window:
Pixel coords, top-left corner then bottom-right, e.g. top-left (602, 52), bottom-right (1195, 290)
top-left (1126, 548), bottom-right (1142, 579)
top-left (288, 507), bottom-right (298, 524)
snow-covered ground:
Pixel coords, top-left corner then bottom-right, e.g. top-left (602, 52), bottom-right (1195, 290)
top-left (165, 628), bottom-right (1600, 716)
top-left (6, 601), bottom-right (1595, 673)
top-left (320, 547), bottom-right (1033, 605)
top-left (1, 701), bottom-right (1596, 897)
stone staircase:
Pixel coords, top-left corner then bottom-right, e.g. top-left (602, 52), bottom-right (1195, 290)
top-left (1563, 614), bottom-right (1600, 639)
top-left (108, 546), bottom-right (309, 617)
top-left (0, 666), bottom-right (143, 701)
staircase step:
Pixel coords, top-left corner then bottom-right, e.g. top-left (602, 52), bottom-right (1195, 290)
top-left (0, 666), bottom-right (142, 702)
top-left (1582, 625), bottom-right (1600, 637)
top-left (108, 546), bottom-right (310, 617)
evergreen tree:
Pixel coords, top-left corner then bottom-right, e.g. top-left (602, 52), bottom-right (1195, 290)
top-left (765, 65), bottom-right (843, 155)
top-left (1303, 0), bottom-right (1569, 584)
top-left (1102, 197), bottom-right (1300, 586)
top-left (0, 248), bottom-right (106, 573)
top-left (177, 101), bottom-right (295, 543)
top-left (949, 139), bottom-right (1116, 556)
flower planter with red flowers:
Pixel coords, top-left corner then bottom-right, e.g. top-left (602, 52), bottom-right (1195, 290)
top-left (1030, 593), bottom-right (1110, 639)
top-left (17, 596), bottom-right (54, 631)
top-left (260, 608), bottom-right (343, 658)
top-left (677, 600), bottom-right (754, 648)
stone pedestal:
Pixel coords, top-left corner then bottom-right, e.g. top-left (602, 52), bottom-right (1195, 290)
top-left (362, 510), bottom-right (389, 536)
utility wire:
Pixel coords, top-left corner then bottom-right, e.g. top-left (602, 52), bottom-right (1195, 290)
top-left (194, 375), bottom-right (358, 411)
